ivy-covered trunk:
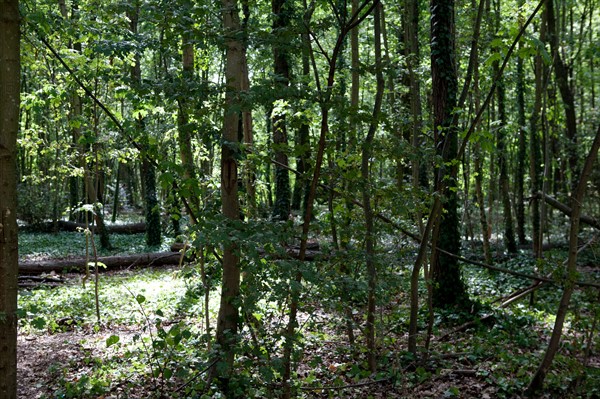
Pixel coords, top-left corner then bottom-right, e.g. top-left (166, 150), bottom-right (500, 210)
top-left (429, 0), bottom-right (467, 308)
top-left (0, 1), bottom-right (20, 397)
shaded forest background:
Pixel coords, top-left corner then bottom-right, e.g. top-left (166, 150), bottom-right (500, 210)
top-left (0, 0), bottom-right (599, 397)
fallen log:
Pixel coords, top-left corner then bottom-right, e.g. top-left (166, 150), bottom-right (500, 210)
top-left (19, 252), bottom-right (182, 275)
top-left (535, 192), bottom-right (600, 230)
top-left (21, 220), bottom-right (146, 234)
top-left (170, 242), bottom-right (324, 261)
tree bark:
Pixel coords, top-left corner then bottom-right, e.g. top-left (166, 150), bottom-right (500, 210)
top-left (547, 0), bottom-right (579, 193)
top-left (240, 0), bottom-right (256, 218)
top-left (176, 15), bottom-right (200, 216)
top-left (429, 0), bottom-right (467, 308)
top-left (271, 0), bottom-right (292, 221)
top-left (515, 2), bottom-right (527, 245)
top-left (493, 52), bottom-right (517, 254)
top-left (529, 8), bottom-right (546, 258)
top-left (0, 1), bottom-right (20, 397)
top-left (213, 0), bottom-right (243, 392)
top-left (361, 2), bottom-right (384, 372)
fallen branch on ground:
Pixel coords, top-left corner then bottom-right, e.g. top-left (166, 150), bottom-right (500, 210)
top-left (534, 192), bottom-right (600, 230)
top-left (19, 252), bottom-right (182, 275)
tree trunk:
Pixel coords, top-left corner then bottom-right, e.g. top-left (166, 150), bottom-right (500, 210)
top-left (280, 3), bottom-right (378, 396)
top-left (429, 0), bottom-right (467, 308)
top-left (471, 0), bottom-right (492, 265)
top-left (177, 20), bottom-right (200, 215)
top-left (129, 2), bottom-right (161, 246)
top-left (529, 8), bottom-right (546, 258)
top-left (213, 0), bottom-right (243, 392)
top-left (493, 56), bottom-right (517, 254)
top-left (271, 0), bottom-right (292, 221)
top-left (0, 1), bottom-right (20, 396)
top-left (405, 0), bottom-right (425, 193)
top-left (362, 2), bottom-right (384, 372)
top-left (526, 123), bottom-right (600, 396)
top-left (291, 81), bottom-right (311, 217)
top-left (240, 0), bottom-right (256, 218)
top-left (547, 0), bottom-right (578, 193)
top-left (515, 4), bottom-right (527, 245)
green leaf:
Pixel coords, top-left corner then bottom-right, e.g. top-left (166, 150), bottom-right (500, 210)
top-left (136, 294), bottom-right (146, 304)
top-left (31, 317), bottom-right (46, 330)
top-left (106, 335), bottom-right (120, 347)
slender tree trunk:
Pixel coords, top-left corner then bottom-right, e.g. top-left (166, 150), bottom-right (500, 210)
top-left (271, 0), bottom-right (291, 221)
top-left (526, 122), bottom-right (600, 396)
top-left (404, 0), bottom-right (425, 212)
top-left (111, 160), bottom-right (120, 223)
top-left (472, 10), bottom-right (492, 263)
top-left (362, 2), bottom-right (384, 372)
top-left (177, 25), bottom-right (198, 209)
top-left (240, 0), bottom-right (256, 218)
top-left (130, 2), bottom-right (161, 246)
top-left (530, 5), bottom-right (547, 258)
top-left (87, 93), bottom-right (111, 249)
top-left (515, 5), bottom-right (527, 245)
top-left (213, 0), bottom-right (243, 392)
top-left (0, 1), bottom-right (20, 397)
top-left (547, 0), bottom-right (579, 194)
top-left (291, 0), bottom-right (312, 215)
top-left (493, 58), bottom-right (517, 254)
top-left (590, 2), bottom-right (596, 111)
top-left (471, 0), bottom-right (491, 262)
top-left (350, 0), bottom-right (359, 149)
top-left (281, 4), bottom-right (379, 397)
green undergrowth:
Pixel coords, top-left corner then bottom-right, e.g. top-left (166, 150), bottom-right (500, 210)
top-left (19, 264), bottom-right (221, 399)
top-left (19, 267), bottom-right (202, 332)
top-left (16, 234), bottom-right (600, 398)
top-left (19, 231), bottom-right (174, 260)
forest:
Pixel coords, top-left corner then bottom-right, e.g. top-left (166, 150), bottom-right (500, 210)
top-left (0, 0), bottom-right (599, 397)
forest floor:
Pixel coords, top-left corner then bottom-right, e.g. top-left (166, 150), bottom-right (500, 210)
top-left (15, 232), bottom-right (600, 398)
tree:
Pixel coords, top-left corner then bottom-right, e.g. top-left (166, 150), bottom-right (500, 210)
top-left (129, 0), bottom-right (161, 246)
top-left (0, 1), bottom-right (20, 397)
top-left (546, 0), bottom-right (579, 194)
top-left (492, 12), bottom-right (517, 254)
top-left (361, 2), bottom-right (384, 372)
top-left (271, 0), bottom-right (292, 221)
top-left (212, 0), bottom-right (243, 392)
top-left (429, 0), bottom-right (468, 308)
top-left (526, 122), bottom-right (600, 396)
